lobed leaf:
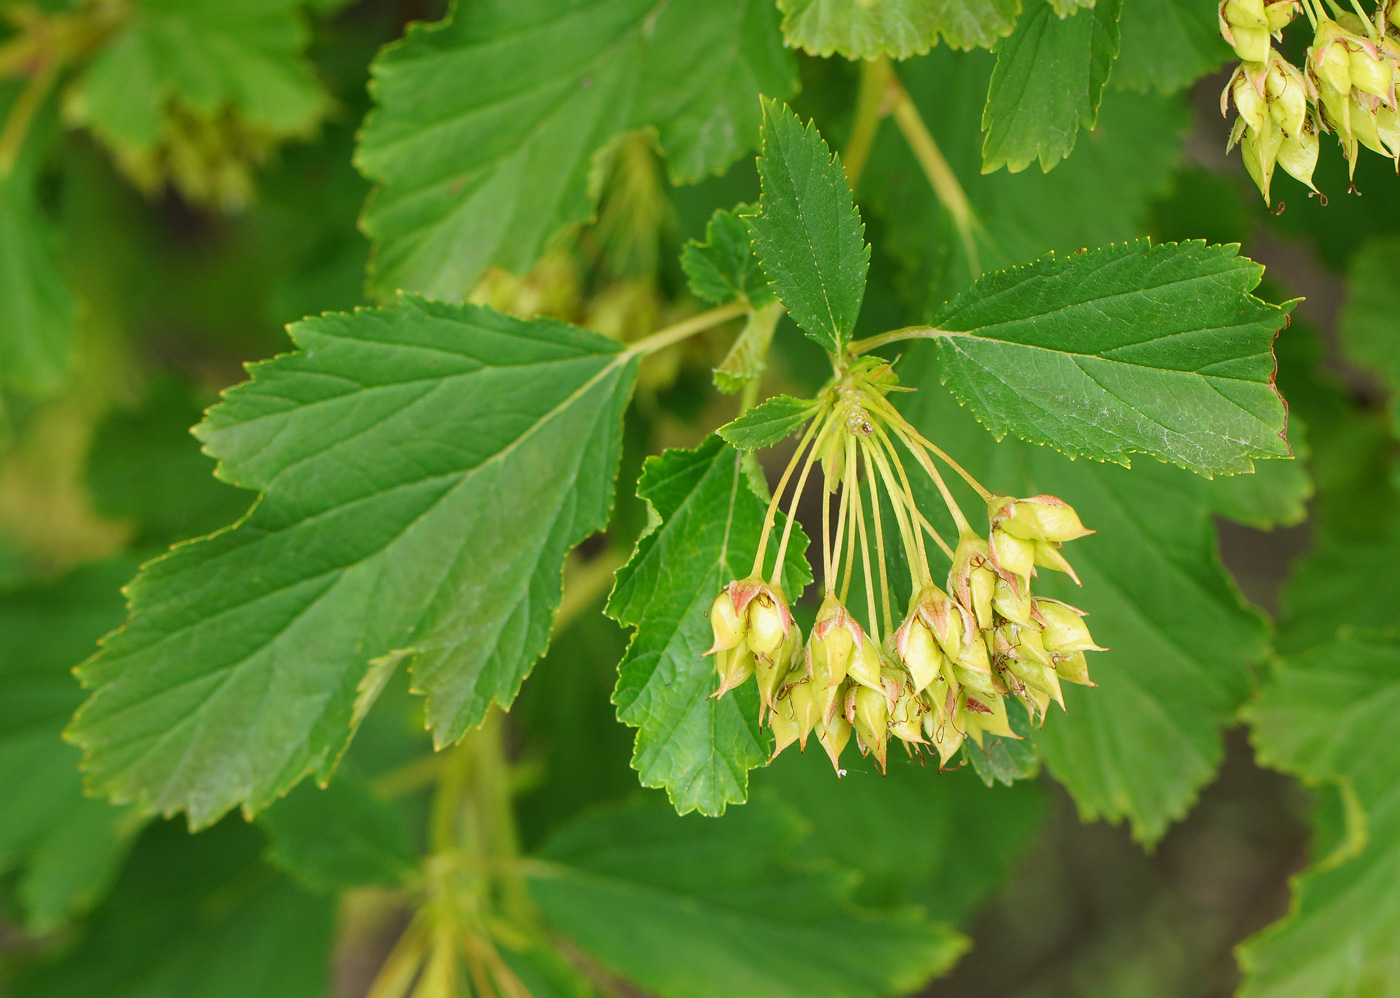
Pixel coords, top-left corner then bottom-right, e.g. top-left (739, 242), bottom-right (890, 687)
top-left (1238, 630), bottom-right (1400, 998)
top-left (69, 298), bottom-right (637, 827)
top-left (776, 0), bottom-right (1020, 59)
top-left (981, 0), bottom-right (1123, 174)
top-left (749, 100), bottom-right (871, 356)
top-left (925, 239), bottom-right (1293, 476)
top-left (682, 205), bottom-right (775, 308)
top-left (525, 798), bottom-right (966, 998)
top-left (357, 0), bottom-right (796, 301)
top-left (608, 436), bottom-right (811, 816)
top-left (717, 396), bottom-right (819, 452)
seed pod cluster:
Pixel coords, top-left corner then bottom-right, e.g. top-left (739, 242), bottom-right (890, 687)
top-left (1220, 0), bottom-right (1400, 204)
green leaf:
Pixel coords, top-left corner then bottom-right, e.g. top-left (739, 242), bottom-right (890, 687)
top-left (775, 0), bottom-right (1020, 58)
top-left (357, 0), bottom-right (796, 301)
top-left (608, 436), bottom-right (811, 816)
top-left (924, 239), bottom-right (1293, 476)
top-left (682, 205), bottom-right (774, 308)
top-left (981, 0), bottom-right (1123, 174)
top-left (12, 820), bottom-right (336, 998)
top-left (757, 754), bottom-right (1046, 923)
top-left (903, 350), bottom-right (1268, 843)
top-left (1238, 629), bottom-right (1400, 998)
top-left (68, 298), bottom-right (638, 827)
top-left (717, 395), bottom-right (818, 452)
top-left (1049, 0), bottom-right (1095, 13)
top-left (1114, 0), bottom-right (1231, 94)
top-left (525, 798), bottom-right (966, 998)
top-left (749, 99), bottom-right (870, 355)
top-left (0, 88), bottom-right (73, 397)
top-left (0, 560), bottom-right (141, 933)
top-left (66, 0), bottom-right (327, 155)
top-left (257, 769), bottom-right (418, 891)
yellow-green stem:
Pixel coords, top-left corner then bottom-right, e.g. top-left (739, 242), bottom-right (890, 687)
top-left (882, 415), bottom-right (974, 536)
top-left (752, 416), bottom-right (822, 577)
top-left (840, 434), bottom-right (859, 603)
top-left (887, 75), bottom-right (982, 278)
top-left (771, 418), bottom-right (831, 587)
top-left (0, 56), bottom-right (57, 178)
top-left (850, 442), bottom-right (881, 642)
top-left (860, 438), bottom-right (894, 634)
top-left (865, 427), bottom-right (930, 586)
top-left (844, 54), bottom-right (893, 190)
top-left (872, 394), bottom-right (992, 500)
top-left (625, 300), bottom-right (748, 358)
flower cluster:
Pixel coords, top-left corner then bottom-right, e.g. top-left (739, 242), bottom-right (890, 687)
top-left (1220, 0), bottom-right (1400, 205)
top-left (706, 361), bottom-right (1103, 776)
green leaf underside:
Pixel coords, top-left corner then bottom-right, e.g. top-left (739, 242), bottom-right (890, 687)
top-left (1114, 0), bottom-right (1231, 95)
top-left (0, 561), bottom-right (141, 932)
top-left (718, 396), bottom-right (818, 452)
top-left (682, 205), bottom-right (776, 308)
top-left (608, 436), bottom-right (811, 816)
top-left (749, 100), bottom-right (871, 355)
top-left (1238, 630), bottom-right (1400, 998)
top-left (981, 0), bottom-right (1123, 174)
top-left (357, 0), bottom-right (796, 301)
top-left (68, 298), bottom-right (637, 827)
top-left (67, 0), bottom-right (326, 153)
top-left (1206, 416), bottom-right (1312, 529)
top-left (904, 352), bottom-right (1266, 842)
top-left (525, 799), bottom-right (966, 998)
top-left (776, 0), bottom-right (1020, 58)
top-left (927, 239), bottom-right (1292, 476)
top-left (257, 770), bottom-right (418, 891)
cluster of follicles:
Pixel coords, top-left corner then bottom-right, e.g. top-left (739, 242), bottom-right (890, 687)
top-left (706, 359), bottom-right (1104, 775)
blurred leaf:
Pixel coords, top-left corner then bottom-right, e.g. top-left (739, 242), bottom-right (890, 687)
top-left (903, 350), bottom-right (1268, 843)
top-left (776, 0), bottom-right (1019, 58)
top-left (357, 0), bottom-right (796, 300)
top-left (0, 89), bottom-right (73, 397)
top-left (682, 205), bottom-right (774, 308)
top-left (85, 375), bottom-right (251, 546)
top-left (925, 240), bottom-right (1293, 475)
top-left (714, 304), bottom-right (783, 394)
top-left (1114, 0), bottom-right (1230, 94)
top-left (66, 0), bottom-right (327, 166)
top-left (750, 100), bottom-right (870, 355)
top-left (0, 559), bottom-right (140, 932)
top-left (526, 798), bottom-right (966, 998)
top-left (257, 768), bottom-right (417, 891)
top-left (12, 820), bottom-right (335, 998)
top-left (718, 395), bottom-right (818, 451)
top-left (608, 436), bottom-right (811, 816)
top-left (757, 753), bottom-right (1046, 922)
top-left (981, 0), bottom-right (1122, 174)
top-left (1239, 629), bottom-right (1400, 998)
top-left (68, 300), bottom-right (637, 827)
top-left (1340, 235), bottom-right (1400, 429)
